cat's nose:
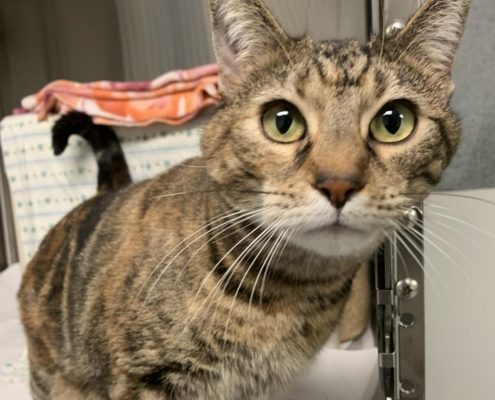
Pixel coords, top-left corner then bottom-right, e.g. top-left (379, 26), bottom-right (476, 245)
top-left (316, 179), bottom-right (362, 209)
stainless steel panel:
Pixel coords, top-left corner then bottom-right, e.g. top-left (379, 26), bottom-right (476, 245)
top-left (424, 190), bottom-right (495, 399)
top-left (375, 207), bottom-right (425, 400)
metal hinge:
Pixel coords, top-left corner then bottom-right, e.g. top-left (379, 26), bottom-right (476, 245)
top-left (374, 205), bottom-right (425, 400)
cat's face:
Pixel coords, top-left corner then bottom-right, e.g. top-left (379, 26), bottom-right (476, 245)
top-left (203, 0), bottom-right (470, 259)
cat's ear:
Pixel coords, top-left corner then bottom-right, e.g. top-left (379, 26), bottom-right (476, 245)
top-left (392, 0), bottom-right (471, 75)
top-left (208, 0), bottom-right (290, 92)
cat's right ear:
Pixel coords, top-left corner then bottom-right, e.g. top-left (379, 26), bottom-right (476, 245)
top-left (208, 0), bottom-right (290, 94)
top-left (391, 0), bottom-right (471, 76)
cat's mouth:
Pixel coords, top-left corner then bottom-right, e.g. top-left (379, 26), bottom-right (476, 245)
top-left (290, 217), bottom-right (381, 259)
top-left (309, 222), bottom-right (365, 236)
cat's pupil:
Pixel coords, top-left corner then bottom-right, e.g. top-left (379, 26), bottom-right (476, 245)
top-left (276, 111), bottom-right (293, 134)
top-left (382, 109), bottom-right (403, 134)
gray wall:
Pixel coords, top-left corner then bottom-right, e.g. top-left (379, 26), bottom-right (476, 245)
top-left (0, 0), bottom-right (125, 269)
top-left (440, 0), bottom-right (495, 190)
top-left (0, 0), bottom-right (124, 117)
top-left (115, 0), bottom-right (366, 80)
top-left (370, 0), bottom-right (495, 191)
top-left (115, 0), bottom-right (213, 80)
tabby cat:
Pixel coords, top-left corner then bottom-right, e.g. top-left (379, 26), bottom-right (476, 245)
top-left (18, 0), bottom-right (471, 399)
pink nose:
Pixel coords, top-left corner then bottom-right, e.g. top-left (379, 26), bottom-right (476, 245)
top-left (317, 179), bottom-right (362, 209)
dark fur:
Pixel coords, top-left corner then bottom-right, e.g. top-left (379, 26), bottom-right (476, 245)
top-left (52, 111), bottom-right (132, 192)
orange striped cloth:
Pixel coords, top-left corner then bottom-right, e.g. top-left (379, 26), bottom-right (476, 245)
top-left (19, 64), bottom-right (220, 127)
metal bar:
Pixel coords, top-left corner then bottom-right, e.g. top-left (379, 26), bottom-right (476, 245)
top-left (374, 206), bottom-right (425, 400)
top-left (395, 208), bottom-right (425, 399)
top-left (0, 143), bottom-right (19, 270)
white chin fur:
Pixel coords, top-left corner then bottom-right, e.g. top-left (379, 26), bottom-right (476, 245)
top-left (290, 227), bottom-right (382, 259)
top-left (260, 189), bottom-right (388, 259)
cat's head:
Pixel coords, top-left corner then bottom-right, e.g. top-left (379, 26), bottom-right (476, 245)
top-left (202, 0), bottom-right (471, 259)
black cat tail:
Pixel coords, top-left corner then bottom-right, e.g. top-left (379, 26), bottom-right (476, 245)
top-left (52, 111), bottom-right (132, 192)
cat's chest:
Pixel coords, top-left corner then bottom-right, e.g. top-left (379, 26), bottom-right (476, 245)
top-left (202, 294), bottom-right (347, 398)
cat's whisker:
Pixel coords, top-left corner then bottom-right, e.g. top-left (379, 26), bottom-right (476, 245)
top-left (426, 201), bottom-right (495, 240)
top-left (384, 230), bottom-right (411, 278)
top-left (426, 201), bottom-right (480, 222)
top-left (221, 222), bottom-right (285, 346)
top-left (423, 208), bottom-right (488, 258)
top-left (151, 190), bottom-right (224, 199)
top-left (258, 228), bottom-right (295, 309)
top-left (134, 208), bottom-right (240, 302)
top-left (387, 231), bottom-right (445, 302)
top-left (398, 227), bottom-right (473, 312)
top-left (222, 225), bottom-right (289, 358)
top-left (393, 227), bottom-right (451, 303)
top-left (389, 223), bottom-right (444, 292)
top-left (208, 221), bottom-right (280, 340)
top-left (175, 164), bottom-right (208, 169)
top-left (414, 215), bottom-right (484, 275)
top-left (404, 191), bottom-right (495, 209)
top-left (427, 209), bottom-right (495, 241)
top-left (424, 201), bottom-right (456, 213)
top-left (407, 221), bottom-right (480, 290)
top-left (384, 229), bottom-right (411, 277)
top-left (430, 192), bottom-right (495, 207)
top-left (152, 189), bottom-right (288, 200)
top-left (186, 222), bottom-right (280, 350)
top-left (304, 252), bottom-right (315, 278)
top-left (378, 0), bottom-right (386, 64)
top-left (396, 33), bottom-right (424, 63)
top-left (183, 219), bottom-right (277, 331)
top-left (246, 228), bottom-right (289, 320)
top-left (393, 210), bottom-right (476, 303)
top-left (210, 221), bottom-right (282, 325)
top-left (139, 208), bottom-right (268, 309)
top-left (398, 218), bottom-right (478, 296)
top-left (172, 217), bottom-right (263, 286)
top-left (135, 207), bottom-right (254, 300)
top-left (303, 0), bottom-right (311, 37)
top-left (395, 235), bottom-right (440, 301)
top-left (425, 199), bottom-right (495, 241)
top-left (257, 20), bottom-right (295, 68)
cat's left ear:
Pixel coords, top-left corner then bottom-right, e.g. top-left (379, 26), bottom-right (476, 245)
top-left (391, 0), bottom-right (472, 76)
top-left (208, 0), bottom-right (290, 93)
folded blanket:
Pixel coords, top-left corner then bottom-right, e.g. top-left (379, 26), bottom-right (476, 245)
top-left (18, 64), bottom-right (220, 127)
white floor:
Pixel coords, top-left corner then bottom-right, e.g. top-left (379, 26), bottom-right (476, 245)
top-left (0, 262), bottom-right (378, 400)
top-left (0, 263), bottom-right (31, 400)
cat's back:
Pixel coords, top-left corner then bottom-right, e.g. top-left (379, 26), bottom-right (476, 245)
top-left (17, 157), bottom-right (208, 372)
top-left (19, 156), bottom-right (207, 303)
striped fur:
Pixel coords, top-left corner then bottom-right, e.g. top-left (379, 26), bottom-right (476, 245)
top-left (19, 0), bottom-right (471, 399)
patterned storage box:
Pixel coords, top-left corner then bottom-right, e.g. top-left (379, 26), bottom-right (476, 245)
top-left (0, 113), bottom-right (203, 263)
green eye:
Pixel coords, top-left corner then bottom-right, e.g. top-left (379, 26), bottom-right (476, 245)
top-left (262, 101), bottom-right (306, 143)
top-left (370, 101), bottom-right (416, 143)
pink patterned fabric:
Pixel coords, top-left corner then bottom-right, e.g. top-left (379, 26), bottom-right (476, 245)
top-left (20, 64), bottom-right (221, 127)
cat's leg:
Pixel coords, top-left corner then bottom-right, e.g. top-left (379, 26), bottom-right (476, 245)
top-left (136, 389), bottom-right (170, 400)
top-left (28, 366), bottom-right (52, 400)
top-left (109, 385), bottom-right (169, 400)
top-left (109, 377), bottom-right (205, 400)
top-left (108, 375), bottom-right (169, 400)
top-left (50, 373), bottom-right (104, 400)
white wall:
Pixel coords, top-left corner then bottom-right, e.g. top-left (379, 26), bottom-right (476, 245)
top-left (424, 189), bottom-right (495, 399)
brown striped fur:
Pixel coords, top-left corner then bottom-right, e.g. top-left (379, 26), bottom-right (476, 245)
top-left (19, 1), bottom-right (471, 399)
